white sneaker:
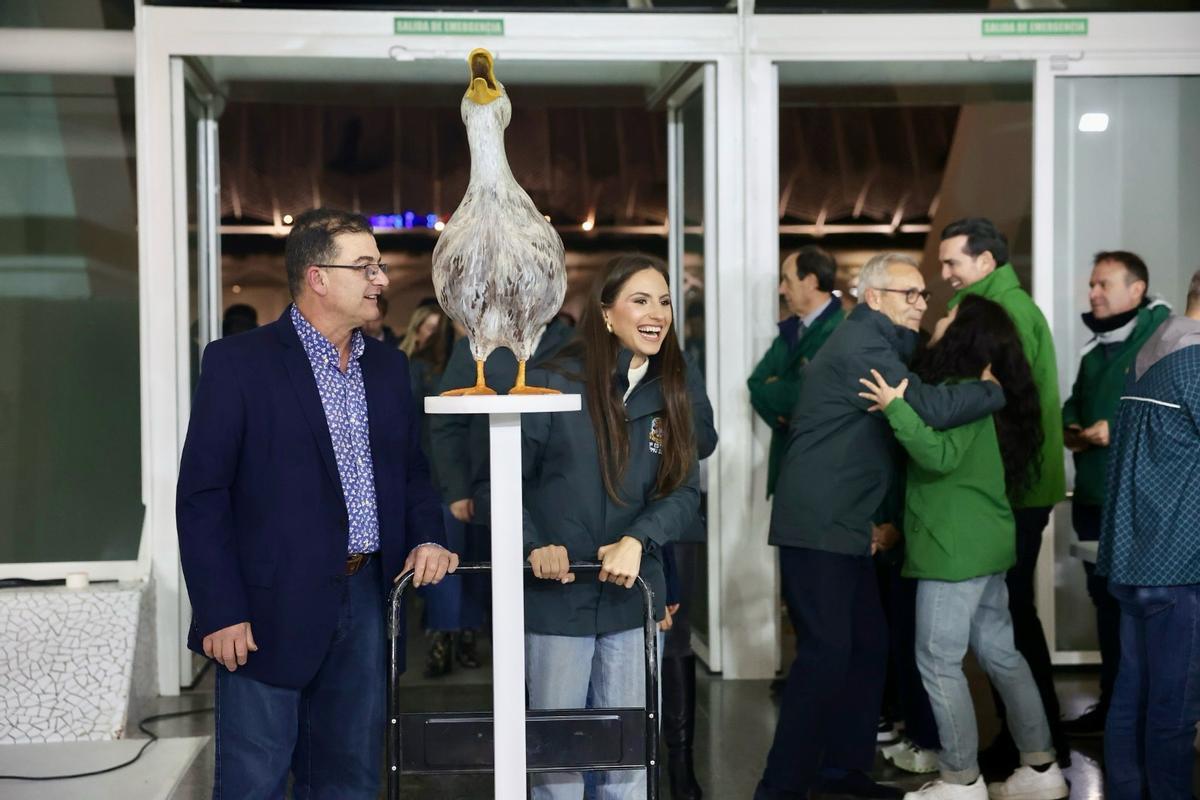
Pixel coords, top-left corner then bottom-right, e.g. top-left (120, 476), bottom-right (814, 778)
top-left (882, 739), bottom-right (939, 774)
top-left (986, 764), bottom-right (1069, 800)
top-left (903, 776), bottom-right (987, 800)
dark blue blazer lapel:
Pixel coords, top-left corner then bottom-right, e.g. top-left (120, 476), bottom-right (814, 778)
top-left (274, 314), bottom-right (341, 491)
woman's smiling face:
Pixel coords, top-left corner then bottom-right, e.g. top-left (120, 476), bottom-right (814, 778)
top-left (604, 267), bottom-right (673, 364)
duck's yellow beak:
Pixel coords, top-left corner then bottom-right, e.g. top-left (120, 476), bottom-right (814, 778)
top-left (465, 48), bottom-right (502, 106)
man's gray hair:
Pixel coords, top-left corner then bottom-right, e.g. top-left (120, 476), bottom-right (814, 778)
top-left (1188, 268), bottom-right (1200, 311)
top-left (858, 252), bottom-right (920, 293)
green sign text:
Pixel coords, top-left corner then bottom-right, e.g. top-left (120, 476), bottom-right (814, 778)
top-left (394, 17), bottom-right (505, 36)
top-left (982, 17), bottom-right (1088, 37)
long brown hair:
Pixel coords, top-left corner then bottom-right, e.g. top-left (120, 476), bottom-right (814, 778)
top-left (400, 304), bottom-right (450, 369)
top-left (564, 253), bottom-right (695, 503)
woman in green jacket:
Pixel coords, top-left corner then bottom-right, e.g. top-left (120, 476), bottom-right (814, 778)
top-left (859, 295), bottom-right (1067, 800)
top-left (521, 253), bottom-right (700, 800)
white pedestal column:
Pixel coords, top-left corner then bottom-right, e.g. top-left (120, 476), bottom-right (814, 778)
top-left (425, 394), bottom-right (581, 800)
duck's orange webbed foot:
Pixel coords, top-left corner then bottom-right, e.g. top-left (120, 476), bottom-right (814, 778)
top-left (507, 360), bottom-right (561, 395)
top-left (440, 359), bottom-right (498, 396)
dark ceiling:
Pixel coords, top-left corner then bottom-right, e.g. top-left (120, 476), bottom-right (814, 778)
top-left (219, 94), bottom-right (961, 241)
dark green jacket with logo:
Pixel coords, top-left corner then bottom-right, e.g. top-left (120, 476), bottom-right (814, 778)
top-left (1063, 301), bottom-right (1171, 507)
top-left (517, 350), bottom-right (704, 635)
top-left (948, 264), bottom-right (1066, 509)
top-left (431, 318), bottom-right (574, 505)
top-left (769, 304), bottom-right (1006, 557)
top-left (747, 299), bottom-right (845, 496)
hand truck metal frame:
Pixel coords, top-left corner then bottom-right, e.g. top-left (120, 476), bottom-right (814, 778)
top-left (386, 561), bottom-right (660, 799)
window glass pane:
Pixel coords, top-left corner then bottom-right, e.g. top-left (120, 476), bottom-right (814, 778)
top-left (0, 1), bottom-right (134, 29)
top-left (1052, 74), bottom-right (1200, 651)
top-left (0, 74), bottom-right (142, 563)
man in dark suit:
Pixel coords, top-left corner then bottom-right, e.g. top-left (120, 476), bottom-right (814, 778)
top-left (177, 207), bottom-right (457, 797)
top-left (755, 253), bottom-right (1004, 800)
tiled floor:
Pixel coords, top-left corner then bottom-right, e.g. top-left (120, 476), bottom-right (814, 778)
top-left (148, 625), bottom-right (1119, 800)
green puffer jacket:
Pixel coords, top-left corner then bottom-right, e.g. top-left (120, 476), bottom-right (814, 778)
top-left (883, 397), bottom-right (1016, 582)
top-left (948, 264), bottom-right (1065, 509)
top-left (1062, 300), bottom-right (1171, 506)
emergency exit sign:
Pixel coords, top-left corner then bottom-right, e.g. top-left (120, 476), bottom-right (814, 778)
top-left (394, 17), bottom-right (505, 36)
top-left (982, 17), bottom-right (1088, 36)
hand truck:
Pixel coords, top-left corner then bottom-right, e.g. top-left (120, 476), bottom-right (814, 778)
top-left (386, 561), bottom-right (660, 799)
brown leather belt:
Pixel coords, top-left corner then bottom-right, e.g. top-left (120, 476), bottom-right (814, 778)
top-left (345, 552), bottom-right (376, 576)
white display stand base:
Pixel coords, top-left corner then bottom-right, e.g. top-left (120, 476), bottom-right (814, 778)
top-left (425, 393), bottom-right (581, 800)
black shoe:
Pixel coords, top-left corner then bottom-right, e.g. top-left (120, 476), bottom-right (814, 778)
top-left (423, 631), bottom-right (452, 679)
top-left (455, 630), bottom-right (482, 669)
top-left (811, 772), bottom-right (903, 799)
top-left (663, 655), bottom-right (703, 800)
top-left (1062, 703), bottom-right (1106, 738)
top-left (978, 733), bottom-right (1019, 779)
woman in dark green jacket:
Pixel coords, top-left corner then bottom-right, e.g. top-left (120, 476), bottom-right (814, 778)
top-left (521, 253), bottom-right (700, 800)
top-left (859, 295), bottom-right (1067, 800)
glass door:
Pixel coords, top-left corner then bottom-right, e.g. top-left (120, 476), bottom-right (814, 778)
top-left (171, 56), bottom-right (223, 686)
top-left (667, 64), bottom-right (721, 669)
top-left (1039, 56), bottom-right (1200, 665)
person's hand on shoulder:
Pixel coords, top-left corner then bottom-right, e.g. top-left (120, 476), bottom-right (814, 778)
top-left (203, 621), bottom-right (257, 672)
top-left (858, 369), bottom-right (908, 412)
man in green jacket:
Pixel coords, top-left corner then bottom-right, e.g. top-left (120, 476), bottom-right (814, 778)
top-left (1061, 250), bottom-right (1170, 736)
top-left (939, 217), bottom-right (1069, 766)
top-left (748, 245), bottom-right (845, 496)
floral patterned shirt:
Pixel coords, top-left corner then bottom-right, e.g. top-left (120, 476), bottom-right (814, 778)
top-left (290, 305), bottom-right (379, 554)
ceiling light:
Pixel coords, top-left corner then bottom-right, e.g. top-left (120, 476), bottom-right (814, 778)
top-left (1078, 112), bottom-right (1109, 133)
top-left (581, 220), bottom-right (594, 232)
top-left (282, 214), bottom-right (293, 225)
top-left (434, 220), bottom-right (446, 232)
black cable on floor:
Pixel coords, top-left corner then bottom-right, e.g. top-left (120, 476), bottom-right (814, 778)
top-left (0, 707), bottom-right (213, 782)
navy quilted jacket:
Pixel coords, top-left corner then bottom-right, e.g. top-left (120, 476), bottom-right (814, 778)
top-left (1099, 316), bottom-right (1200, 586)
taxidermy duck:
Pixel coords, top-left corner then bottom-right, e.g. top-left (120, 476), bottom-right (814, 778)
top-left (432, 48), bottom-right (567, 396)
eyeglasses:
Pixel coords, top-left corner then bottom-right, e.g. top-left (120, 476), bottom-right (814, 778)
top-left (315, 263), bottom-right (390, 280)
top-left (875, 287), bottom-right (932, 305)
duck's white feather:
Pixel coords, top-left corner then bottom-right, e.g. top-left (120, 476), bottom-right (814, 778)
top-left (432, 86), bottom-right (567, 364)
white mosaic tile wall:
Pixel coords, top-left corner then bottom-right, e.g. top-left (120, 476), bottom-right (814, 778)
top-left (0, 584), bottom-right (144, 744)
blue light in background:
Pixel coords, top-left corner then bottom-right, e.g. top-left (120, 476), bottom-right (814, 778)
top-left (369, 212), bottom-right (442, 230)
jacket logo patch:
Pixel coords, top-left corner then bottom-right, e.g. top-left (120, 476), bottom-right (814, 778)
top-left (649, 417), bottom-right (664, 455)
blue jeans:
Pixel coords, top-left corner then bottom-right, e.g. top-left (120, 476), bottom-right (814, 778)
top-left (915, 574), bottom-right (1054, 784)
top-left (213, 559), bottom-right (386, 799)
top-left (421, 509), bottom-right (487, 631)
top-left (1105, 583), bottom-right (1200, 800)
top-left (526, 627), bottom-right (647, 799)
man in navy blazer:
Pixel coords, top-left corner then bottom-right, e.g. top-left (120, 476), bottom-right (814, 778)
top-left (177, 208), bottom-right (457, 798)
